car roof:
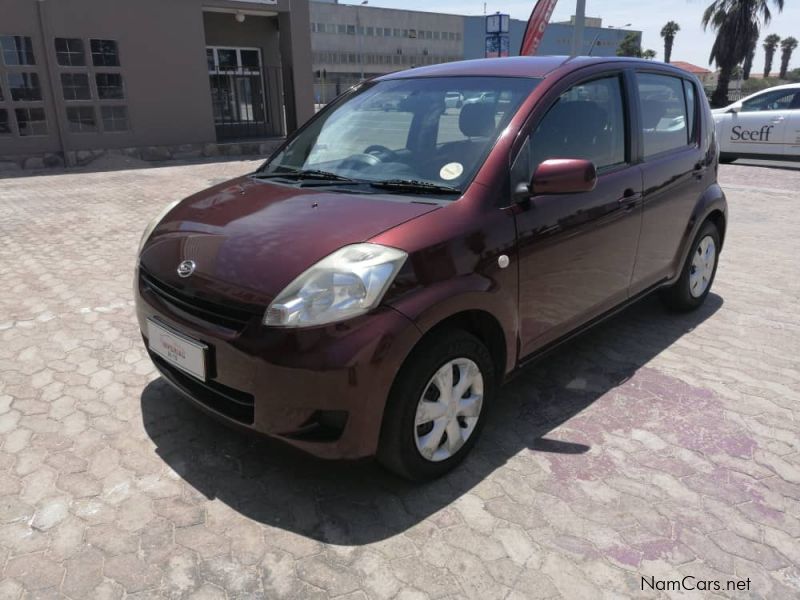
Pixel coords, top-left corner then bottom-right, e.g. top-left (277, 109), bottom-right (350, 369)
top-left (376, 56), bottom-right (684, 81)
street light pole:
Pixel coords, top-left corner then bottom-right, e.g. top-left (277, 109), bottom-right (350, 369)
top-left (570, 0), bottom-right (586, 57)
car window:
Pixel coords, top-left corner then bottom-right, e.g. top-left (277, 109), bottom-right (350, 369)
top-left (528, 75), bottom-right (627, 173)
top-left (741, 89), bottom-right (799, 112)
top-left (683, 79), bottom-right (697, 143)
top-left (637, 73), bottom-right (689, 158)
top-left (264, 77), bottom-right (538, 193)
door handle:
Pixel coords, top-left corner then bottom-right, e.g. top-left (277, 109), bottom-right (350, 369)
top-left (770, 116), bottom-right (785, 123)
top-left (693, 161), bottom-right (707, 179)
top-left (618, 188), bottom-right (640, 211)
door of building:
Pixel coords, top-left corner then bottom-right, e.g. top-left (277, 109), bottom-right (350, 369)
top-left (207, 46), bottom-right (271, 141)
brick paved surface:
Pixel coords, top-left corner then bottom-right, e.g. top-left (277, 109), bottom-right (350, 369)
top-left (1, 160), bottom-right (799, 599)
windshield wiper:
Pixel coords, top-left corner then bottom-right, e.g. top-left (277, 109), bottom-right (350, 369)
top-left (253, 169), bottom-right (359, 183)
top-left (368, 179), bottom-right (462, 195)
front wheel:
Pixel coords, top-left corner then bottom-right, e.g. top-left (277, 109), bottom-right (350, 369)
top-left (660, 220), bottom-right (720, 311)
top-left (719, 154), bottom-right (737, 164)
top-left (377, 330), bottom-right (495, 481)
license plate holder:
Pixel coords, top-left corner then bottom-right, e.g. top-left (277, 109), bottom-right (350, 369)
top-left (147, 318), bottom-right (208, 381)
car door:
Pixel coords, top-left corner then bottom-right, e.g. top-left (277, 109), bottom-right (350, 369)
top-left (512, 72), bottom-right (643, 357)
top-left (783, 90), bottom-right (800, 157)
top-left (631, 72), bottom-right (707, 292)
top-left (724, 88), bottom-right (797, 157)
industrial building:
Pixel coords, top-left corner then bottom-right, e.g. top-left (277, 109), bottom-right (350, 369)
top-left (310, 1), bottom-right (640, 103)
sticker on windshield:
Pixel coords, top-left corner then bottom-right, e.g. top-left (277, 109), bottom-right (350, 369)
top-left (439, 162), bottom-right (464, 181)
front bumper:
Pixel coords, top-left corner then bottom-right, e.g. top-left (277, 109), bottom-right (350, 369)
top-left (135, 267), bottom-right (421, 459)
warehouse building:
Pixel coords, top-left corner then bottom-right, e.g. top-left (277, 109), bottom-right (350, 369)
top-left (0, 0), bottom-right (314, 169)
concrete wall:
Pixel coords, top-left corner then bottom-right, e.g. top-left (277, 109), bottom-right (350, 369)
top-left (0, 0), bottom-right (215, 159)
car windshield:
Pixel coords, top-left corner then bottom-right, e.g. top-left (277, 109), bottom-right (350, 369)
top-left (260, 76), bottom-right (539, 195)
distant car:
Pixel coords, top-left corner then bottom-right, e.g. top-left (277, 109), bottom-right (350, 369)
top-left (712, 82), bottom-right (800, 163)
top-left (444, 91), bottom-right (464, 109)
top-left (136, 57), bottom-right (727, 480)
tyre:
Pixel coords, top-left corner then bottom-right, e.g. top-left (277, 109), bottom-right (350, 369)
top-left (377, 329), bottom-right (495, 481)
top-left (660, 220), bottom-right (720, 311)
top-left (719, 154), bottom-right (737, 164)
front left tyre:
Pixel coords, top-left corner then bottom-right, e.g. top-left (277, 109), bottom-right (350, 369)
top-left (377, 329), bottom-right (495, 481)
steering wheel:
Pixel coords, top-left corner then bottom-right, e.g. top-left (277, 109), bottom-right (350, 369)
top-left (339, 153), bottom-right (381, 170)
top-left (363, 144), bottom-right (399, 163)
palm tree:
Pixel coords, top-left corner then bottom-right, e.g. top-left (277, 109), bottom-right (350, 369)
top-left (617, 32), bottom-right (642, 57)
top-left (779, 36), bottom-right (798, 78)
top-left (660, 21), bottom-right (681, 63)
top-left (703, 0), bottom-right (784, 108)
top-left (763, 33), bottom-right (781, 77)
top-left (742, 32), bottom-right (758, 78)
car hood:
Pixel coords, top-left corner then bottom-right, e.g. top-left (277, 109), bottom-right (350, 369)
top-left (139, 176), bottom-right (440, 305)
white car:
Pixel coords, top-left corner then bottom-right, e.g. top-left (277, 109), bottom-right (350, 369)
top-left (712, 83), bottom-right (800, 163)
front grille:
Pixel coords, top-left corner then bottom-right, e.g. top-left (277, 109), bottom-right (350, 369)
top-left (140, 268), bottom-right (262, 330)
top-left (151, 352), bottom-right (255, 424)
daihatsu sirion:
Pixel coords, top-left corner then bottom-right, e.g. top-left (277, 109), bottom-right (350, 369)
top-left (136, 56), bottom-right (727, 480)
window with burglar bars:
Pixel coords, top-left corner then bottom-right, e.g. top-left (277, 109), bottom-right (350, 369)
top-left (207, 46), bottom-right (279, 141)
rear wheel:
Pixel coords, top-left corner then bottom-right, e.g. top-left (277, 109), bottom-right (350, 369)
top-left (377, 330), bottom-right (494, 481)
top-left (719, 154), bottom-right (737, 164)
top-left (660, 220), bottom-right (720, 311)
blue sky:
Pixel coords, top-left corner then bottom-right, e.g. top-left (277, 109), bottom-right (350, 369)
top-left (340, 0), bottom-right (800, 73)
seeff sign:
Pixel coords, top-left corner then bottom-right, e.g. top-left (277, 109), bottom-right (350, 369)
top-left (730, 124), bottom-right (775, 142)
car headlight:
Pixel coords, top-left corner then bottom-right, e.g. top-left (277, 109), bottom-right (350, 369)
top-left (137, 199), bottom-right (181, 255)
top-left (264, 243), bottom-right (407, 327)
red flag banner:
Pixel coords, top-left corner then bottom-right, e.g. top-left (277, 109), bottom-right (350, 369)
top-left (519, 0), bottom-right (559, 56)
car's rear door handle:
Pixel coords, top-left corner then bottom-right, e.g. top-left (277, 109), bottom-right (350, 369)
top-left (693, 161), bottom-right (707, 179)
top-left (618, 188), bottom-right (641, 211)
top-left (770, 116), bottom-right (785, 123)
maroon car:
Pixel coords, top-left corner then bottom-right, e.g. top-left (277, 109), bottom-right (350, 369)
top-left (136, 56), bottom-right (727, 480)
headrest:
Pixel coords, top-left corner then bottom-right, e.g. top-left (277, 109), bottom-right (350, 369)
top-left (459, 102), bottom-right (496, 138)
top-left (641, 100), bottom-right (666, 129)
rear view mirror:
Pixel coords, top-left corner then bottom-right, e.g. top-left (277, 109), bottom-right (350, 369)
top-left (530, 159), bottom-right (597, 195)
top-left (728, 105), bottom-right (740, 114)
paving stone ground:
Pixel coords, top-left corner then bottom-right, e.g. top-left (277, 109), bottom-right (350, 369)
top-left (0, 159), bottom-right (799, 599)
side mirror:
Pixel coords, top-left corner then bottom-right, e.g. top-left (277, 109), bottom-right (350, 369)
top-left (526, 158), bottom-right (598, 196)
top-left (728, 105), bottom-right (741, 114)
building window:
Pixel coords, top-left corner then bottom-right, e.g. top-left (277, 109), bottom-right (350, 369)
top-left (60, 73), bottom-right (91, 100)
top-left (8, 72), bottom-right (42, 101)
top-left (54, 38), bottom-right (86, 66)
top-left (101, 106), bottom-right (128, 132)
top-left (15, 107), bottom-right (47, 136)
top-left (240, 50), bottom-right (259, 71)
top-left (384, 28), bottom-right (391, 37)
top-left (337, 24), bottom-right (346, 34)
top-left (0, 109), bottom-right (10, 134)
top-left (90, 39), bottom-right (120, 67)
top-left (366, 27), bottom-right (374, 36)
top-left (66, 106), bottom-right (96, 132)
top-left (1, 35), bottom-right (36, 66)
top-left (346, 25), bottom-right (356, 35)
top-left (95, 73), bottom-right (124, 99)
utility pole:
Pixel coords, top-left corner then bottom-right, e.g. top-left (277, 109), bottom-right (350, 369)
top-left (570, 0), bottom-right (586, 57)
